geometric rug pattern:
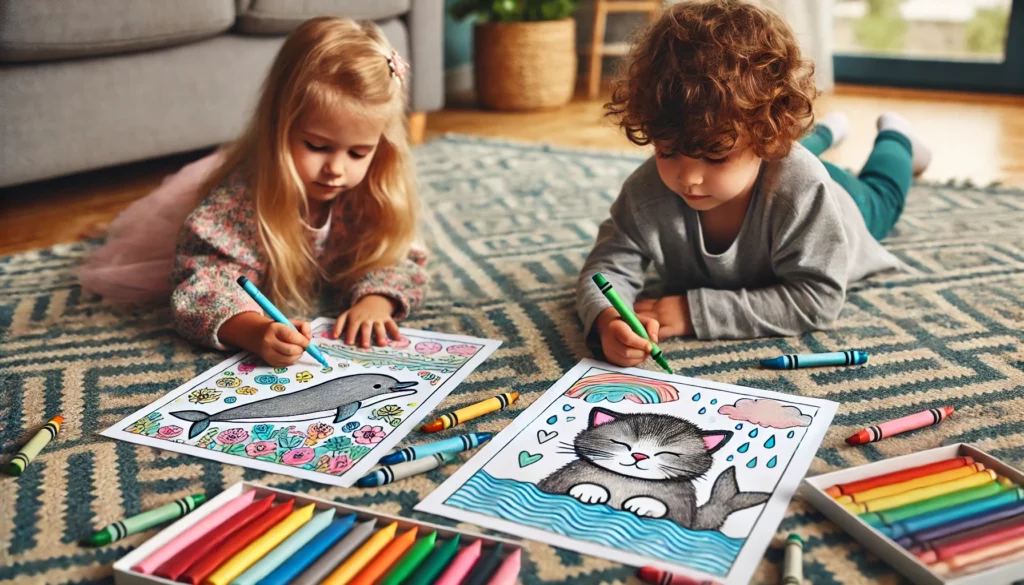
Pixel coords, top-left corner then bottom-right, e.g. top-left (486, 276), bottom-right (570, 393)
top-left (2, 135), bottom-right (1024, 584)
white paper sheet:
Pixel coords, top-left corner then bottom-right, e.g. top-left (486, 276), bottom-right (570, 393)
top-left (417, 359), bottom-right (837, 584)
top-left (103, 317), bottom-right (500, 487)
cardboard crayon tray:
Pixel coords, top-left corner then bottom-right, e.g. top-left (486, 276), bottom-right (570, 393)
top-left (112, 481), bottom-right (523, 585)
top-left (800, 443), bottom-right (1024, 585)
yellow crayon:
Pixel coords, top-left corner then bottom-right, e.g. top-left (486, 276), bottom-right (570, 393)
top-left (421, 392), bottom-right (519, 433)
top-left (321, 522), bottom-right (399, 585)
top-left (846, 470), bottom-right (997, 514)
top-left (6, 415), bottom-right (63, 476)
top-left (835, 463), bottom-right (986, 504)
top-left (204, 503), bottom-right (315, 585)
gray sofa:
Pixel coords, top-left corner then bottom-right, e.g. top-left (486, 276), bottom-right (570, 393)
top-left (0, 0), bottom-right (443, 188)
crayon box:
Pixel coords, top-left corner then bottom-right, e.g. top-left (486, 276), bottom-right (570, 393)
top-left (800, 443), bottom-right (1024, 585)
top-left (112, 481), bottom-right (522, 585)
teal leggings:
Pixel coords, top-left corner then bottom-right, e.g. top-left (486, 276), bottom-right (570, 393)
top-left (800, 126), bottom-right (913, 240)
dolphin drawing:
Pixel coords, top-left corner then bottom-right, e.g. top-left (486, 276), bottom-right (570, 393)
top-left (171, 374), bottom-right (418, 439)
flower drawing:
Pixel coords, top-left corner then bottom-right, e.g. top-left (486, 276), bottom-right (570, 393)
top-left (126, 412), bottom-right (162, 435)
top-left (305, 422), bottom-right (334, 446)
top-left (282, 448), bottom-right (316, 466)
top-left (216, 428), bottom-right (250, 445)
top-left (157, 425), bottom-right (183, 439)
top-left (245, 441), bottom-right (277, 457)
top-left (236, 386), bottom-right (258, 395)
top-left (324, 436), bottom-right (352, 453)
top-left (327, 455), bottom-right (354, 474)
top-left (373, 404), bottom-right (403, 420)
top-left (342, 421), bottom-right (360, 433)
top-left (188, 388), bottom-right (221, 404)
top-left (253, 424), bottom-right (274, 440)
top-left (353, 425), bottom-right (386, 445)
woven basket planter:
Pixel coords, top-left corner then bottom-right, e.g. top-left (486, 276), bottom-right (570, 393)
top-left (474, 18), bottom-right (578, 111)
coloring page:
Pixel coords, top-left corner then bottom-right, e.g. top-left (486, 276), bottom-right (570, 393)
top-left (418, 359), bottom-right (837, 584)
top-left (104, 318), bottom-right (500, 487)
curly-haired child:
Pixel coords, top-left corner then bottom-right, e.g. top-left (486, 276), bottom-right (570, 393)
top-left (578, 0), bottom-right (932, 367)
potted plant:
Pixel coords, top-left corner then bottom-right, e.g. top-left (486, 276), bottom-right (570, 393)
top-left (451, 0), bottom-right (578, 111)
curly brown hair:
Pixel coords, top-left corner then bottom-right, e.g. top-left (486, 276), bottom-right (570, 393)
top-left (606, 0), bottom-right (816, 161)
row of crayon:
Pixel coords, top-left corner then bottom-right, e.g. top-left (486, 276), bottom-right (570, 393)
top-left (130, 489), bottom-right (519, 585)
top-left (826, 456), bottom-right (1024, 575)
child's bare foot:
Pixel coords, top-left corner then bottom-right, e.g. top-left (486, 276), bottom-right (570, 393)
top-left (818, 111), bottom-right (849, 148)
top-left (877, 112), bottom-right (932, 176)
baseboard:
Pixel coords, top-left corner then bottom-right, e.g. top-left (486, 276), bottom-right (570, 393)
top-left (445, 64), bottom-right (474, 98)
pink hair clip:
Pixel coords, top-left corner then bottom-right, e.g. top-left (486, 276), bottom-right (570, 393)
top-left (388, 50), bottom-right (409, 83)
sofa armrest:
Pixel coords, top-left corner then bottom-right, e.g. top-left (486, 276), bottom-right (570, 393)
top-left (404, 0), bottom-right (444, 112)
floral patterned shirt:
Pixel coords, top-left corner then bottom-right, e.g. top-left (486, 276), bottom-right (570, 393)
top-left (170, 168), bottom-right (428, 350)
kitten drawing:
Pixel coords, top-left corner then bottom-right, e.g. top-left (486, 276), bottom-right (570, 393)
top-left (537, 407), bottom-right (771, 530)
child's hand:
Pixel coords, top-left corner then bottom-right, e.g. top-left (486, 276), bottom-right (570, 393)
top-left (595, 306), bottom-right (661, 367)
top-left (634, 295), bottom-right (693, 338)
top-left (333, 294), bottom-right (403, 349)
top-left (219, 313), bottom-right (312, 368)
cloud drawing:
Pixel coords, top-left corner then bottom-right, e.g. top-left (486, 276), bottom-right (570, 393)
top-left (718, 398), bottom-right (812, 429)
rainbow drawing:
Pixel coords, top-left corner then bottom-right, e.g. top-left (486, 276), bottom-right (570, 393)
top-left (565, 373), bottom-right (679, 404)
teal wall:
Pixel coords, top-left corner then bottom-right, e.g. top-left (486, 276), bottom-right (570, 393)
top-left (444, 0), bottom-right (474, 70)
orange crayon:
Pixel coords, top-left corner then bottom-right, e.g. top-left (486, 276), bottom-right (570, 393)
top-left (348, 527), bottom-right (419, 585)
top-left (836, 463), bottom-right (985, 504)
top-left (824, 457), bottom-right (974, 498)
top-left (846, 406), bottom-right (954, 446)
top-left (422, 392), bottom-right (519, 433)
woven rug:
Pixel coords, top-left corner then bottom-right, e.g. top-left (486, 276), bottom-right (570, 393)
top-left (3, 135), bottom-right (1024, 585)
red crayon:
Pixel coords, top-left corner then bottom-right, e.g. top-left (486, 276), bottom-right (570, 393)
top-left (918, 515), bottom-right (1024, 564)
top-left (824, 456), bottom-right (974, 498)
top-left (153, 495), bottom-right (276, 581)
top-left (638, 566), bottom-right (721, 585)
top-left (178, 499), bottom-right (294, 585)
top-left (846, 406), bottom-right (954, 446)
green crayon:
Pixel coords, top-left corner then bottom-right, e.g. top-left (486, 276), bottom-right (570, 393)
top-left (592, 273), bottom-right (672, 374)
top-left (861, 479), bottom-right (1010, 526)
top-left (6, 415), bottom-right (63, 476)
top-left (83, 493), bottom-right (206, 546)
top-left (405, 534), bottom-right (461, 585)
top-left (380, 531), bottom-right (438, 585)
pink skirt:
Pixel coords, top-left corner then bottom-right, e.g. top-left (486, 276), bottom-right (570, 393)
top-left (78, 150), bottom-right (225, 305)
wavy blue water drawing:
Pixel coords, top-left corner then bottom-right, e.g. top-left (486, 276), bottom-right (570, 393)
top-left (735, 424), bottom-right (743, 430)
top-left (765, 436), bottom-right (775, 448)
top-left (446, 471), bottom-right (742, 576)
top-left (787, 430), bottom-right (795, 438)
top-left (747, 457), bottom-right (757, 468)
top-left (692, 393), bottom-right (701, 401)
top-left (749, 428), bottom-right (758, 438)
top-left (767, 456), bottom-right (778, 468)
top-left (698, 407), bottom-right (707, 415)
top-left (738, 442), bottom-right (749, 453)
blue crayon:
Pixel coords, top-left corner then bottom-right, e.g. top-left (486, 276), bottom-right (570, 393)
top-left (255, 514), bottom-right (356, 585)
top-left (883, 487), bottom-right (1024, 540)
top-left (379, 432), bottom-right (493, 465)
top-left (236, 276), bottom-right (330, 369)
top-left (760, 350), bottom-right (868, 370)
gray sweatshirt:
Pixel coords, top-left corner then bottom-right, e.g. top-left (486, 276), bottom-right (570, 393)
top-left (577, 143), bottom-right (901, 341)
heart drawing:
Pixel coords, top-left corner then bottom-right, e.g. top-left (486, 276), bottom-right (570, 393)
top-left (537, 429), bottom-right (558, 444)
top-left (518, 451), bottom-right (543, 467)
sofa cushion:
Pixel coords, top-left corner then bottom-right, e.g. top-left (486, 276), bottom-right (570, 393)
top-left (236, 0), bottom-right (410, 35)
top-left (0, 0), bottom-right (235, 63)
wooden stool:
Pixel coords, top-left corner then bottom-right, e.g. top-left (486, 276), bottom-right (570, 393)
top-left (585, 0), bottom-right (661, 99)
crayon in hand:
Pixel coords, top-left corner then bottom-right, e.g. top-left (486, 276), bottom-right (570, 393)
top-left (421, 393), bottom-right (518, 433)
top-left (592, 273), bottom-right (672, 374)
top-left (5, 415), bottom-right (63, 476)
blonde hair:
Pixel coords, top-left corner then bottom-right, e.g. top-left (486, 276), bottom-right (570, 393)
top-left (199, 17), bottom-right (416, 314)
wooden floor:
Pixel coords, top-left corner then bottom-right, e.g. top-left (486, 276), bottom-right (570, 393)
top-left (2, 84), bottom-right (1023, 256)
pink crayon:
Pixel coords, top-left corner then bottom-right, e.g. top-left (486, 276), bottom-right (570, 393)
top-left (846, 406), bottom-right (954, 445)
top-left (132, 490), bottom-right (256, 574)
top-left (485, 548), bottom-right (521, 585)
top-left (434, 539), bottom-right (482, 585)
